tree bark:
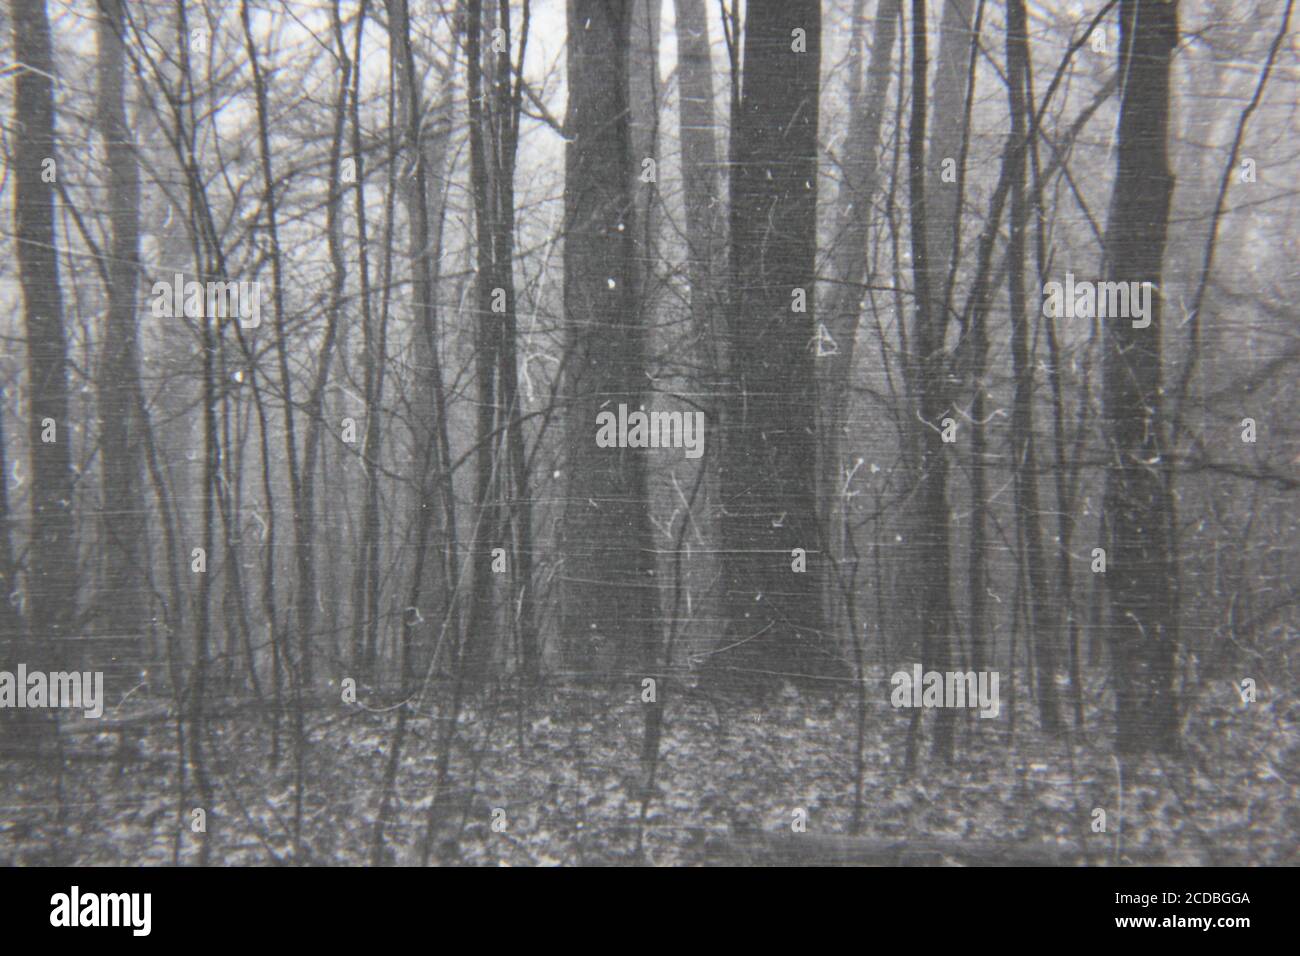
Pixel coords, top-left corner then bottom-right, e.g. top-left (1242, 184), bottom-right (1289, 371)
top-left (12, 0), bottom-right (77, 655)
top-left (94, 0), bottom-right (148, 672)
top-left (1102, 0), bottom-right (1181, 756)
top-left (713, 0), bottom-right (841, 687)
top-left (819, 0), bottom-right (900, 611)
top-left (1005, 0), bottom-right (1062, 735)
top-left (905, 0), bottom-right (955, 762)
top-left (560, 0), bottom-right (657, 678)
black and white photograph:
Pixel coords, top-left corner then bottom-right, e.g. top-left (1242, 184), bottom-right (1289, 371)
top-left (0, 0), bottom-right (1295, 916)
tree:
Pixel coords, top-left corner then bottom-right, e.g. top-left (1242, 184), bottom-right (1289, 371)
top-left (11, 0), bottom-right (77, 671)
top-left (462, 0), bottom-right (537, 683)
top-left (560, 0), bottom-right (657, 678)
top-left (94, 0), bottom-right (148, 670)
top-left (713, 0), bottom-right (840, 687)
top-left (904, 0), bottom-right (956, 763)
top-left (1005, 0), bottom-right (1063, 735)
top-left (389, 0), bottom-right (458, 686)
top-left (1102, 0), bottom-right (1181, 756)
top-left (673, 0), bottom-right (722, 364)
top-left (819, 0), bottom-right (900, 602)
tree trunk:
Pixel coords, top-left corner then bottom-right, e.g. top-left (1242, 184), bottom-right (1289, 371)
top-left (672, 0), bottom-right (723, 369)
top-left (1005, 0), bottom-right (1062, 735)
top-left (12, 0), bottom-right (77, 656)
top-left (713, 0), bottom-right (841, 687)
top-left (560, 0), bottom-right (657, 679)
top-left (94, 0), bottom-right (147, 677)
top-left (463, 0), bottom-right (502, 687)
top-left (819, 0), bottom-right (900, 614)
top-left (905, 0), bottom-right (955, 762)
top-left (391, 0), bottom-right (458, 686)
top-left (490, 0), bottom-right (539, 682)
top-left (1102, 0), bottom-right (1180, 756)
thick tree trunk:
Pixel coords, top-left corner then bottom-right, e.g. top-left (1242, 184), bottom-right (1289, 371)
top-left (560, 0), bottom-right (657, 679)
top-left (897, 0), bottom-right (972, 683)
top-left (1102, 0), bottom-right (1181, 756)
top-left (713, 0), bottom-right (841, 687)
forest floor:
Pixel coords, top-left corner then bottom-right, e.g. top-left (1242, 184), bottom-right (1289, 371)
top-left (1, 667), bottom-right (1296, 866)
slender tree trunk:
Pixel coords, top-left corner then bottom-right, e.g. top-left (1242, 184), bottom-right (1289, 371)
top-left (294, 0), bottom-right (353, 686)
top-left (346, 0), bottom-right (386, 681)
top-left (672, 0), bottom-right (723, 367)
top-left (462, 0), bottom-right (504, 686)
top-left (94, 0), bottom-right (147, 675)
top-left (12, 0), bottom-right (77, 654)
top-left (492, 0), bottom-right (537, 680)
top-left (242, 0), bottom-right (312, 688)
top-left (671, 0), bottom-right (724, 666)
top-left (905, 0), bottom-right (955, 762)
top-left (0, 400), bottom-right (18, 644)
top-left (1006, 0), bottom-right (1062, 735)
top-left (391, 0), bottom-right (459, 686)
top-left (819, 0), bottom-right (900, 605)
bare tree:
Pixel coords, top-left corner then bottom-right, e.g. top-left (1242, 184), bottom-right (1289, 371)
top-left (1102, 0), bottom-right (1181, 756)
top-left (560, 0), bottom-right (657, 678)
top-left (93, 0), bottom-right (147, 673)
top-left (11, 0), bottom-right (76, 654)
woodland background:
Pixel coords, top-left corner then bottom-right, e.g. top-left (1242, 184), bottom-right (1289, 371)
top-left (0, 0), bottom-right (1296, 865)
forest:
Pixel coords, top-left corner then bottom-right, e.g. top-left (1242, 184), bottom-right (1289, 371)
top-left (0, 0), bottom-right (1296, 866)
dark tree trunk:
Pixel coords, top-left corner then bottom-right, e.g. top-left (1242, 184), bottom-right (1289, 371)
top-left (391, 0), bottom-right (458, 686)
top-left (713, 0), bottom-right (841, 687)
top-left (11, 0), bottom-right (77, 655)
top-left (560, 0), bottom-right (657, 678)
top-left (461, 0), bottom-right (536, 684)
top-left (347, 0), bottom-right (387, 682)
top-left (924, 0), bottom-right (975, 308)
top-left (1102, 0), bottom-right (1181, 756)
top-left (490, 0), bottom-right (539, 683)
top-left (463, 0), bottom-right (502, 687)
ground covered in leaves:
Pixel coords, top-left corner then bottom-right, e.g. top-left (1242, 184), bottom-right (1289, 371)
top-left (2, 668), bottom-right (1296, 866)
